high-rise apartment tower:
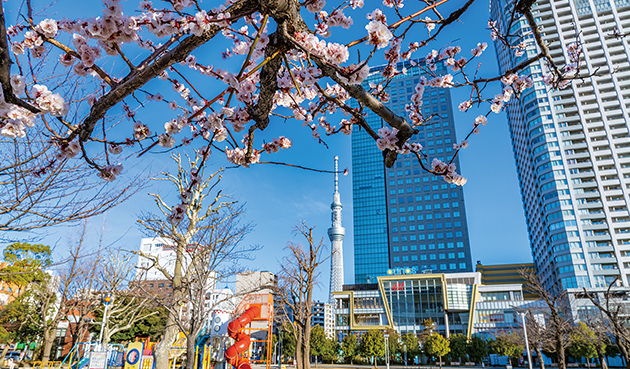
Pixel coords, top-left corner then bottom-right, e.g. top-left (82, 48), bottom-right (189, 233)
top-left (352, 61), bottom-right (474, 284)
top-left (491, 0), bottom-right (630, 290)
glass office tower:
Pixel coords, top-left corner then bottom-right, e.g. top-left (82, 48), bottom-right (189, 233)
top-left (491, 0), bottom-right (630, 290)
top-left (352, 61), bottom-right (474, 284)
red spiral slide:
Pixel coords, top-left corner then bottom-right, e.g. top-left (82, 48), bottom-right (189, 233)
top-left (224, 306), bottom-right (261, 369)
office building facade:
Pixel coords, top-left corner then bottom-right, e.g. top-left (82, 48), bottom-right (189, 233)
top-left (491, 0), bottom-right (630, 290)
top-left (332, 271), bottom-right (541, 338)
top-left (352, 61), bottom-right (474, 284)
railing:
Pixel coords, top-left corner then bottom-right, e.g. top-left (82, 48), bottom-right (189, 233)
top-left (31, 361), bottom-right (63, 369)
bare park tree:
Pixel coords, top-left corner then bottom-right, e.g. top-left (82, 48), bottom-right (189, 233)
top-left (137, 151), bottom-right (256, 369)
top-left (63, 255), bottom-right (100, 350)
top-left (275, 223), bottom-right (331, 369)
top-left (584, 280), bottom-right (630, 369)
top-left (37, 224), bottom-right (92, 361)
top-left (95, 250), bottom-right (161, 347)
top-left (521, 269), bottom-right (574, 369)
top-left (0, 128), bottom-right (143, 236)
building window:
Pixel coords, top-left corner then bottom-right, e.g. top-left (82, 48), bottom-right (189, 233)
top-left (449, 263), bottom-right (457, 270)
top-left (459, 263), bottom-right (466, 269)
top-left (394, 256), bottom-right (400, 262)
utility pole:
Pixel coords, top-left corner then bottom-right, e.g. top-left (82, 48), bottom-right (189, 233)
top-left (384, 333), bottom-right (390, 369)
top-left (520, 312), bottom-right (533, 369)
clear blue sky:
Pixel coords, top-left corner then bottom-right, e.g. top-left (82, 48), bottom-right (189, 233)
top-left (3, 0), bottom-right (533, 302)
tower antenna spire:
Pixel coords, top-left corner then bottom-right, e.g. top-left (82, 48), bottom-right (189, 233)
top-left (328, 156), bottom-right (345, 304)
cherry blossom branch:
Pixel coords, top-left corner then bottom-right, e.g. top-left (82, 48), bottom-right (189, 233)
top-left (112, 42), bottom-right (136, 71)
top-left (258, 160), bottom-right (345, 174)
top-left (346, 0), bottom-right (450, 48)
top-left (0, 7), bottom-right (40, 113)
top-left (77, 0), bottom-right (257, 143)
top-left (42, 36), bottom-right (116, 87)
top-left (309, 54), bottom-right (416, 167)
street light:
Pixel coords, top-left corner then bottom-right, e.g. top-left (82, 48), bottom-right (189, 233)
top-left (98, 293), bottom-right (113, 347)
top-left (384, 333), bottom-right (390, 369)
top-left (403, 343), bottom-right (408, 367)
top-left (519, 312), bottom-right (533, 369)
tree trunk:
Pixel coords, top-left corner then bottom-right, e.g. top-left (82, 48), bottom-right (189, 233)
top-left (535, 346), bottom-right (546, 369)
top-left (156, 242), bottom-right (186, 369)
top-left (556, 334), bottom-right (566, 369)
top-left (1, 345), bottom-right (9, 360)
top-left (186, 333), bottom-right (196, 369)
top-left (41, 328), bottom-right (56, 361)
top-left (102, 326), bottom-right (111, 347)
top-left (154, 311), bottom-right (179, 369)
top-left (439, 355), bottom-right (443, 369)
top-left (302, 326), bottom-right (311, 369)
top-left (295, 336), bottom-right (304, 369)
top-left (595, 346), bottom-right (607, 369)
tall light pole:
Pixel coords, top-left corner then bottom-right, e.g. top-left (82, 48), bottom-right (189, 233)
top-left (384, 333), bottom-right (390, 369)
top-left (404, 343), bottom-right (407, 367)
top-left (98, 293), bottom-right (113, 347)
top-left (520, 312), bottom-right (533, 369)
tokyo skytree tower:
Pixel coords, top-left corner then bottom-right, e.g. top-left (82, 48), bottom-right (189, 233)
top-left (328, 156), bottom-right (345, 304)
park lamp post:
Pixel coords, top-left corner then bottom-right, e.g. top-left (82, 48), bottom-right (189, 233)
top-left (404, 343), bottom-right (407, 367)
top-left (98, 293), bottom-right (113, 347)
top-left (519, 312), bottom-right (533, 369)
top-left (384, 332), bottom-right (390, 369)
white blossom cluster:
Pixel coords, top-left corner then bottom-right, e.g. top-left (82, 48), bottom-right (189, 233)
top-left (365, 10), bottom-right (393, 49)
top-left (0, 82), bottom-right (66, 140)
top-left (431, 158), bottom-right (467, 186)
top-left (315, 9), bottom-right (354, 37)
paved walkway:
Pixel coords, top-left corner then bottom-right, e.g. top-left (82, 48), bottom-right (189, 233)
top-left (252, 365), bottom-right (488, 369)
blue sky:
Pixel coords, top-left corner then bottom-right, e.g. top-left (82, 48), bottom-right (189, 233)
top-left (4, 0), bottom-right (533, 302)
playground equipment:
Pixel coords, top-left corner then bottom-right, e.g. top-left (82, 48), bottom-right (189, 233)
top-left (55, 342), bottom-right (125, 369)
top-left (224, 306), bottom-right (260, 369)
top-left (193, 293), bottom-right (274, 369)
top-left (226, 294), bottom-right (274, 369)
